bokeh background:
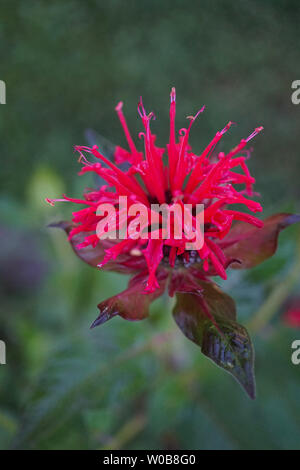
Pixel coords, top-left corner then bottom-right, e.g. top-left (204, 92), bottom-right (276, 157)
top-left (1, 0), bottom-right (300, 450)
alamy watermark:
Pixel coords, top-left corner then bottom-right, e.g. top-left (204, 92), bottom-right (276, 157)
top-left (0, 340), bottom-right (6, 365)
top-left (0, 80), bottom-right (6, 104)
top-left (291, 340), bottom-right (300, 365)
top-left (95, 196), bottom-right (204, 250)
top-left (291, 80), bottom-right (300, 105)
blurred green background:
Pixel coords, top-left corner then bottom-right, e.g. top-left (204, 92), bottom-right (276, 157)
top-left (1, 0), bottom-right (300, 450)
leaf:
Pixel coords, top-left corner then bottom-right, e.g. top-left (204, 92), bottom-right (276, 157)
top-left (201, 319), bottom-right (255, 399)
top-left (222, 213), bottom-right (300, 269)
top-left (172, 281), bottom-right (255, 399)
top-left (49, 221), bottom-right (147, 274)
top-left (91, 271), bottom-right (167, 327)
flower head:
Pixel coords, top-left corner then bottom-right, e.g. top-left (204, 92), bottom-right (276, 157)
top-left (48, 88), bottom-right (263, 290)
top-left (48, 89), bottom-right (300, 399)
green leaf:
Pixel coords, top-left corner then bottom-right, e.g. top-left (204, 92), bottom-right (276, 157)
top-left (172, 281), bottom-right (255, 399)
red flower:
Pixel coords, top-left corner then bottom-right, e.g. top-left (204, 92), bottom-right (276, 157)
top-left (283, 300), bottom-right (300, 328)
top-left (48, 89), bottom-right (300, 398)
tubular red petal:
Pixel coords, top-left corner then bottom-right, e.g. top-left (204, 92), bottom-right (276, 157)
top-left (172, 106), bottom-right (205, 191)
top-left (168, 87), bottom-right (177, 184)
top-left (185, 121), bottom-right (233, 193)
top-left (115, 101), bottom-right (139, 156)
top-left (143, 239), bottom-right (164, 292)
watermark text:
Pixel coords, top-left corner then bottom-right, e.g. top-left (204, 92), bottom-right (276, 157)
top-left (95, 197), bottom-right (204, 250)
top-left (0, 340), bottom-right (6, 365)
top-left (291, 80), bottom-right (300, 105)
top-left (0, 80), bottom-right (6, 104)
top-left (291, 340), bottom-right (300, 365)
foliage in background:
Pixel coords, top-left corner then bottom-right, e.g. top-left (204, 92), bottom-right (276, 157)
top-left (2, 0), bottom-right (300, 206)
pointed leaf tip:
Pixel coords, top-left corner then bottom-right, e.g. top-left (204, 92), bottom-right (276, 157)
top-left (91, 272), bottom-right (167, 329)
top-left (201, 320), bottom-right (256, 399)
top-left (172, 281), bottom-right (256, 399)
top-left (280, 213), bottom-right (300, 228)
top-left (90, 306), bottom-right (117, 329)
top-left (223, 213), bottom-right (300, 269)
top-left (47, 220), bottom-right (72, 233)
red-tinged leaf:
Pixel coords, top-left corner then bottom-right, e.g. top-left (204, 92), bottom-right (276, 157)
top-left (172, 281), bottom-right (255, 399)
top-left (168, 270), bottom-right (204, 297)
top-left (49, 221), bottom-right (147, 274)
top-left (91, 271), bottom-right (167, 328)
top-left (221, 213), bottom-right (300, 269)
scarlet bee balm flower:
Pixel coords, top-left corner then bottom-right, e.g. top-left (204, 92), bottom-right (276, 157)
top-left (48, 89), bottom-right (300, 399)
